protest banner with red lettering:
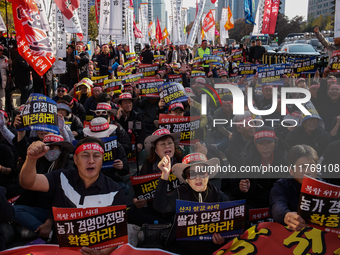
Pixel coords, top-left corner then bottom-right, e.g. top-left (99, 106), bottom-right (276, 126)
top-left (130, 173), bottom-right (182, 201)
top-left (168, 74), bottom-right (183, 84)
top-left (53, 206), bottom-right (127, 250)
top-left (103, 80), bottom-right (122, 94)
top-left (137, 63), bottom-right (159, 77)
top-left (17, 93), bottom-right (58, 134)
top-left (158, 114), bottom-right (201, 145)
top-left (231, 49), bottom-right (243, 62)
top-left (330, 49), bottom-right (340, 73)
top-left (12, 2), bottom-right (55, 76)
top-left (213, 222), bottom-right (340, 254)
top-left (137, 78), bottom-right (164, 97)
top-left (248, 207), bottom-right (274, 226)
top-left (298, 176), bottom-right (340, 235)
top-left (176, 200), bottom-right (246, 241)
top-left (122, 73), bottom-right (144, 85)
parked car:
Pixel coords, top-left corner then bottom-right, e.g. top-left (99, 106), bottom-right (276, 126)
top-left (277, 43), bottom-right (321, 56)
top-left (263, 45), bottom-right (275, 53)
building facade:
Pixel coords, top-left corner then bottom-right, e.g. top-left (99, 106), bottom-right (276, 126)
top-left (307, 0), bottom-right (334, 22)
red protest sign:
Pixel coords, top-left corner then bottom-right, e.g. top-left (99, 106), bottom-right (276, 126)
top-left (53, 206), bottom-right (128, 250)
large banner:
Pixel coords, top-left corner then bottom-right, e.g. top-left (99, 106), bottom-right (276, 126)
top-left (137, 64), bottom-right (159, 77)
top-left (213, 222), bottom-right (340, 255)
top-left (261, 0), bottom-right (272, 34)
top-left (130, 173), bottom-right (182, 201)
top-left (258, 66), bottom-right (285, 85)
top-left (140, 3), bottom-right (149, 44)
top-left (269, 0), bottom-right (280, 34)
top-left (330, 49), bottom-right (340, 73)
top-left (244, 0), bottom-right (256, 25)
top-left (293, 57), bottom-right (317, 74)
top-left (78, 0), bottom-right (88, 44)
top-left (206, 9), bottom-right (216, 42)
top-left (298, 176), bottom-right (340, 235)
top-left (186, 0), bottom-right (206, 47)
top-left (18, 93), bottom-right (59, 134)
top-left (0, 12), bottom-right (6, 31)
top-left (137, 78), bottom-right (164, 97)
top-left (52, 5), bottom-right (67, 74)
top-left (99, 0), bottom-right (123, 37)
top-left (12, 3), bottom-right (55, 76)
top-left (171, 0), bottom-right (183, 45)
top-left (175, 200), bottom-right (246, 241)
top-left (220, 8), bottom-right (229, 45)
top-left (158, 114), bottom-right (201, 145)
top-left (202, 10), bottom-right (215, 32)
top-left (53, 206), bottom-right (128, 249)
top-left (158, 82), bottom-right (188, 106)
top-left (63, 9), bottom-right (82, 34)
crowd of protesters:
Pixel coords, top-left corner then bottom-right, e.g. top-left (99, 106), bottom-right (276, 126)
top-left (0, 25), bottom-right (339, 255)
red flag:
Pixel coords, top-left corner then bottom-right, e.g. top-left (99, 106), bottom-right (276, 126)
top-left (133, 21), bottom-right (143, 38)
top-left (202, 10), bottom-right (215, 32)
top-left (12, 3), bottom-right (55, 76)
top-left (156, 17), bottom-right (162, 44)
top-left (166, 37), bottom-right (171, 45)
top-left (54, 0), bottom-right (78, 20)
top-left (70, 0), bottom-right (79, 9)
top-left (261, 0), bottom-right (272, 34)
top-left (7, 0), bottom-right (38, 11)
top-left (211, 0), bottom-right (217, 3)
top-left (95, 0), bottom-right (100, 24)
top-left (268, 0), bottom-right (280, 34)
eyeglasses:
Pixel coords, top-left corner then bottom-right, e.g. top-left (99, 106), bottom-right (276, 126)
top-left (157, 141), bottom-right (174, 148)
top-left (186, 170), bottom-right (209, 180)
top-left (95, 110), bottom-right (108, 115)
top-left (57, 89), bottom-right (66, 93)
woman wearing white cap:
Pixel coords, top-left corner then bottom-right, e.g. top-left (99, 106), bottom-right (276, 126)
top-left (153, 153), bottom-right (229, 254)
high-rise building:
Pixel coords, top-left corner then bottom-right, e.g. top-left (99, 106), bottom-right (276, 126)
top-left (232, 0), bottom-right (244, 20)
top-left (216, 0), bottom-right (233, 22)
top-left (187, 7), bottom-right (196, 25)
top-left (152, 0), bottom-right (166, 29)
top-left (203, 1), bottom-right (216, 14)
top-left (307, 0), bottom-right (334, 22)
top-left (280, 0), bottom-right (285, 15)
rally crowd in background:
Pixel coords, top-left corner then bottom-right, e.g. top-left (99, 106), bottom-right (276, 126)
top-left (0, 25), bottom-right (339, 254)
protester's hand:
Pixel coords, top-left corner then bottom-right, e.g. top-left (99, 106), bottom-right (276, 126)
top-left (336, 115), bottom-right (340, 124)
top-left (0, 113), bottom-right (5, 127)
top-left (209, 63), bottom-right (214, 71)
top-left (8, 59), bottom-right (12, 65)
top-left (75, 55), bottom-right (81, 60)
top-left (323, 67), bottom-right (330, 78)
top-left (212, 233), bottom-right (225, 245)
top-left (228, 133), bottom-right (233, 139)
top-left (27, 141), bottom-right (50, 160)
top-left (108, 66), bottom-right (112, 71)
top-left (14, 115), bottom-right (22, 129)
top-left (239, 179), bottom-right (250, 193)
top-left (72, 131), bottom-right (78, 137)
top-left (58, 57), bottom-right (63, 60)
top-left (112, 159), bottom-right (124, 170)
top-left (158, 98), bottom-right (166, 109)
top-left (74, 61), bottom-right (78, 66)
top-left (315, 70), bottom-right (319, 78)
top-left (283, 74), bottom-right (289, 84)
top-left (0, 166), bottom-right (11, 175)
top-left (284, 212), bottom-right (307, 232)
top-left (194, 142), bottom-right (208, 155)
top-left (137, 143), bottom-right (143, 153)
top-left (188, 97), bottom-right (194, 107)
top-left (253, 72), bottom-right (258, 82)
top-left (35, 222), bottom-right (52, 239)
top-left (314, 26), bottom-right (319, 33)
top-left (180, 63), bottom-right (186, 74)
top-left (80, 246), bottom-right (116, 255)
top-left (117, 108), bottom-right (123, 120)
top-left (133, 198), bottom-right (147, 209)
top-left (58, 114), bottom-right (65, 129)
top-left (290, 71), bottom-right (295, 78)
top-left (158, 155), bottom-right (171, 180)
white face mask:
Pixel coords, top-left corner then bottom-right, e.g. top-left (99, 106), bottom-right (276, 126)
top-left (44, 149), bottom-right (61, 162)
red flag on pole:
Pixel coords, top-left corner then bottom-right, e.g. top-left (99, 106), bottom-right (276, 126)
top-left (156, 17), bottom-right (162, 44)
top-left (134, 20), bottom-right (143, 38)
top-left (7, 0), bottom-right (38, 11)
top-left (195, 0), bottom-right (198, 18)
top-left (54, 0), bottom-right (79, 20)
top-left (12, 2), bottom-right (55, 76)
top-left (268, 0), bottom-right (280, 34)
top-left (202, 10), bottom-right (215, 32)
top-left (261, 0), bottom-right (272, 34)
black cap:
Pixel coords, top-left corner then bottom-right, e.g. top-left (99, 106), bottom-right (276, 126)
top-left (145, 44), bottom-right (150, 49)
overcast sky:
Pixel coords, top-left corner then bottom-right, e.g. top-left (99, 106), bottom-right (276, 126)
top-left (166, 0), bottom-right (309, 20)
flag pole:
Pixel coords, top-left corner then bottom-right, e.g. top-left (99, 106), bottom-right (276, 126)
top-left (5, 0), bottom-right (9, 46)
